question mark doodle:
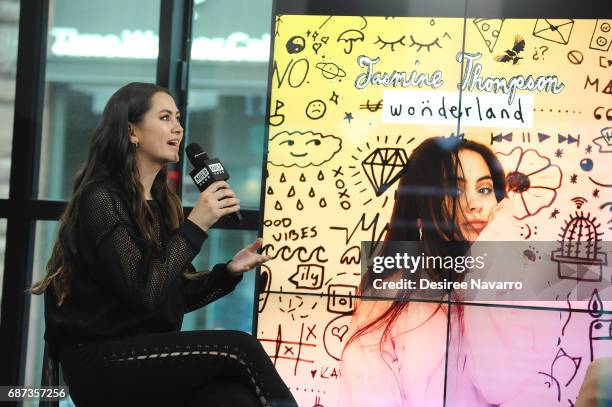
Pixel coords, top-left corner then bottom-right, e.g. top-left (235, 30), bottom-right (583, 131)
top-left (533, 45), bottom-right (549, 60)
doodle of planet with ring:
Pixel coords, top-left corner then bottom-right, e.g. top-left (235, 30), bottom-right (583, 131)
top-left (316, 62), bottom-right (347, 80)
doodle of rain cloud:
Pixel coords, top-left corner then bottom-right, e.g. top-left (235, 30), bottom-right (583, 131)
top-left (497, 146), bottom-right (562, 220)
top-left (268, 130), bottom-right (342, 168)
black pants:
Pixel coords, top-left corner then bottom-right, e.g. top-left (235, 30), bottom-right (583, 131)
top-left (59, 330), bottom-right (298, 407)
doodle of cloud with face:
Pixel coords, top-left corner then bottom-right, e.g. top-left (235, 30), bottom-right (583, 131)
top-left (268, 130), bottom-right (342, 167)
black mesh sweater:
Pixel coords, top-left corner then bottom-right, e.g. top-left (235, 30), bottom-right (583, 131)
top-left (44, 180), bottom-right (242, 357)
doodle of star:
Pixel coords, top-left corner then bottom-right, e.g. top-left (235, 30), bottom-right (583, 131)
top-left (593, 188), bottom-right (600, 198)
top-left (585, 145), bottom-right (592, 154)
top-left (570, 173), bottom-right (578, 184)
top-left (550, 208), bottom-right (560, 219)
top-left (344, 112), bottom-right (353, 123)
top-left (306, 29), bottom-right (311, 37)
top-left (329, 91), bottom-right (339, 105)
top-left (554, 148), bottom-right (563, 158)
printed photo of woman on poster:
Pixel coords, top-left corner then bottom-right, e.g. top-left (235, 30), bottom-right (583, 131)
top-left (338, 136), bottom-right (563, 406)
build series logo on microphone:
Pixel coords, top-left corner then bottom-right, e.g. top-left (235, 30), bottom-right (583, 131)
top-left (208, 162), bottom-right (225, 175)
top-left (193, 167), bottom-right (211, 184)
top-left (192, 162), bottom-right (225, 186)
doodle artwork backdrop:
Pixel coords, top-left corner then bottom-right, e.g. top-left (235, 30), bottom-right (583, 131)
top-left (257, 15), bottom-right (611, 406)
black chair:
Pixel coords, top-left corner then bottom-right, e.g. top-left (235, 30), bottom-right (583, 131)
top-left (39, 341), bottom-right (60, 407)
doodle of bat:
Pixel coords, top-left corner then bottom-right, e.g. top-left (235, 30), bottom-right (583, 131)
top-left (494, 35), bottom-right (525, 65)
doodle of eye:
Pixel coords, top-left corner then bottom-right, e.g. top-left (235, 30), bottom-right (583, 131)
top-left (306, 139), bottom-right (321, 146)
top-left (280, 140), bottom-right (295, 146)
top-left (409, 35), bottom-right (442, 52)
top-left (374, 35), bottom-right (406, 51)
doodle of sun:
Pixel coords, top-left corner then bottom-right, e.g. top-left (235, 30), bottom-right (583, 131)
top-left (268, 130), bottom-right (342, 168)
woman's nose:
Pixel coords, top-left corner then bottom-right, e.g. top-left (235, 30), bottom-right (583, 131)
top-left (466, 190), bottom-right (483, 212)
top-left (174, 120), bottom-right (183, 134)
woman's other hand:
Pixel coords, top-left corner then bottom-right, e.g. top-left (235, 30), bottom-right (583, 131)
top-left (227, 238), bottom-right (270, 276)
top-left (187, 181), bottom-right (240, 231)
top-left (576, 358), bottom-right (612, 407)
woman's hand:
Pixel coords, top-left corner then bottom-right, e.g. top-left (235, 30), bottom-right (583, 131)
top-left (469, 197), bottom-right (527, 300)
top-left (227, 238), bottom-right (270, 276)
top-left (477, 197), bottom-right (520, 242)
top-left (187, 181), bottom-right (240, 232)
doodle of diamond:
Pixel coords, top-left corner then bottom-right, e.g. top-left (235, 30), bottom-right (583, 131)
top-left (361, 148), bottom-right (409, 196)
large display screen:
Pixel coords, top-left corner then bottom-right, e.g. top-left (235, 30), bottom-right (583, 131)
top-left (258, 12), bottom-right (611, 406)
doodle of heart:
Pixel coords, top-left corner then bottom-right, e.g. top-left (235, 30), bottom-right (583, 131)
top-left (331, 325), bottom-right (349, 341)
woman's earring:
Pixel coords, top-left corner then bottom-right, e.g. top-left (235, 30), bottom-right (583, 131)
top-left (417, 218), bottom-right (423, 240)
top-left (128, 126), bottom-right (138, 149)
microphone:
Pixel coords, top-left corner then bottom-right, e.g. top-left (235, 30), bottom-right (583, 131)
top-left (185, 142), bottom-right (243, 225)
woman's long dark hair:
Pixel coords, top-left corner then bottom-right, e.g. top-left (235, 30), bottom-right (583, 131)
top-left (30, 82), bottom-right (187, 305)
top-left (345, 136), bottom-right (507, 349)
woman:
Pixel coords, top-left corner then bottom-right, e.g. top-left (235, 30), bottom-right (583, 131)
top-left (31, 82), bottom-right (297, 407)
top-left (338, 136), bottom-right (557, 406)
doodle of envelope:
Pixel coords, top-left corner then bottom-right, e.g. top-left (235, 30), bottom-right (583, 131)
top-left (533, 19), bottom-right (574, 45)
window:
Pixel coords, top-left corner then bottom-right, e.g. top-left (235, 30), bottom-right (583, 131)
top-left (0, 218), bottom-right (6, 319)
top-left (38, 0), bottom-right (161, 200)
top-left (182, 0), bottom-right (273, 209)
top-left (0, 0), bottom-right (19, 199)
top-left (23, 221), bottom-right (58, 387)
top-left (4, 0), bottom-right (273, 391)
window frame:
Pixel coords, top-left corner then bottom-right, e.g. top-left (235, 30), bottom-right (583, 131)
top-left (0, 0), bottom-right (261, 386)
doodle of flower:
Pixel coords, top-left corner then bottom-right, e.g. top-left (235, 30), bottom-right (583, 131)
top-left (496, 146), bottom-right (562, 220)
